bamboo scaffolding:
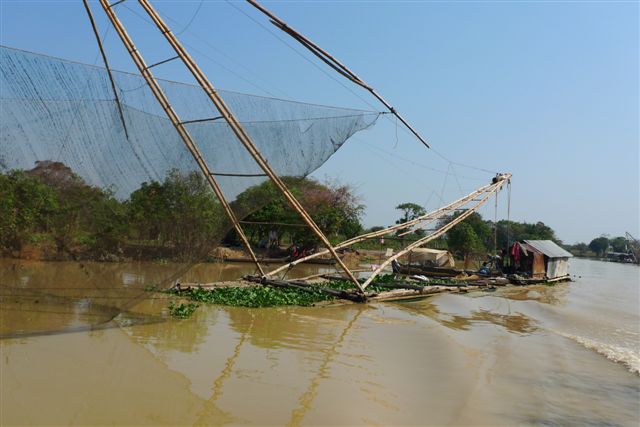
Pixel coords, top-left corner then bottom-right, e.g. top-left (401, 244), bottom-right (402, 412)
top-left (97, 0), bottom-right (265, 276)
top-left (246, 0), bottom-right (430, 149)
top-left (360, 174), bottom-right (511, 289)
top-left (135, 0), bottom-right (363, 293)
top-left (83, 0), bottom-right (129, 139)
top-left (266, 179), bottom-right (500, 277)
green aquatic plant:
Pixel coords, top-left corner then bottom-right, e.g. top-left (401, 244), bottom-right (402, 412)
top-left (176, 286), bottom-right (332, 308)
top-left (144, 283), bottom-right (161, 292)
top-left (168, 301), bottom-right (199, 318)
top-left (168, 274), bottom-right (400, 308)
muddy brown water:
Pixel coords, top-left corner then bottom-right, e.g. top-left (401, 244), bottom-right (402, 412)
top-left (1, 258), bottom-right (639, 426)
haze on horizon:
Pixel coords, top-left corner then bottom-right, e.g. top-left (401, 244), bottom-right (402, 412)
top-left (1, 0), bottom-right (637, 244)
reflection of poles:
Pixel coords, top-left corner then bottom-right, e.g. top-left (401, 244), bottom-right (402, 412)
top-left (193, 308), bottom-right (362, 426)
top-left (194, 314), bottom-right (254, 425)
top-left (135, 0), bottom-right (361, 292)
top-left (286, 309), bottom-right (363, 427)
top-left (97, 0), bottom-right (264, 276)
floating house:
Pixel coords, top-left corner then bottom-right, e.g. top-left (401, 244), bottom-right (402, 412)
top-left (510, 240), bottom-right (573, 281)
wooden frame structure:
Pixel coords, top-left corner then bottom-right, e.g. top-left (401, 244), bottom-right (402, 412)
top-left (359, 174), bottom-right (510, 289)
top-left (92, 0), bottom-right (511, 298)
top-left (96, 0), bottom-right (362, 291)
top-left (267, 175), bottom-right (511, 288)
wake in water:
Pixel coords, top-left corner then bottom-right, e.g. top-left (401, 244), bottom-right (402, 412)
top-left (557, 332), bottom-right (640, 375)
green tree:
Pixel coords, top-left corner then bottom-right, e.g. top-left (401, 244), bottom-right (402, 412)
top-left (495, 220), bottom-right (559, 249)
top-left (567, 242), bottom-right (591, 257)
top-left (0, 170), bottom-right (57, 252)
top-left (395, 202), bottom-right (426, 225)
top-left (232, 177), bottom-right (364, 249)
top-left (589, 236), bottom-right (610, 257)
top-left (25, 161), bottom-right (126, 257)
top-left (128, 169), bottom-right (224, 260)
top-left (609, 236), bottom-right (628, 253)
top-left (447, 222), bottom-right (483, 268)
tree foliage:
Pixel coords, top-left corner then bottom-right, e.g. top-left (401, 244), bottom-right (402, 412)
top-left (128, 169), bottom-right (225, 260)
top-left (609, 236), bottom-right (627, 253)
top-left (0, 170), bottom-right (57, 252)
top-left (395, 202), bottom-right (426, 225)
top-left (494, 220), bottom-right (559, 249)
top-left (233, 177), bottom-right (364, 248)
top-left (443, 212), bottom-right (491, 259)
top-left (588, 236), bottom-right (609, 257)
top-left (0, 165), bottom-right (224, 260)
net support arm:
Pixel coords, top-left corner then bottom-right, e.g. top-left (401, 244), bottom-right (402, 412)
top-left (265, 179), bottom-right (499, 278)
top-left (97, 0), bottom-right (265, 276)
top-left (82, 0), bottom-right (129, 139)
top-left (360, 174), bottom-right (510, 289)
top-left (136, 0), bottom-right (363, 293)
top-left (245, 0), bottom-right (430, 149)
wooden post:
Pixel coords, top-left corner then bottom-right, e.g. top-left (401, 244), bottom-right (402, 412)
top-left (97, 0), bottom-right (265, 276)
top-left (135, 0), bottom-right (363, 293)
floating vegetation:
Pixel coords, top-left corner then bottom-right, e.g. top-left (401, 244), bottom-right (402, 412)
top-left (168, 301), bottom-right (199, 318)
top-left (173, 286), bottom-right (332, 308)
top-left (164, 276), bottom-right (396, 308)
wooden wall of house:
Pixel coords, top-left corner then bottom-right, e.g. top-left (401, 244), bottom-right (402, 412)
top-left (532, 253), bottom-right (546, 279)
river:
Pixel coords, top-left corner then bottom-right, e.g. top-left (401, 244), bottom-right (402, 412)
top-left (1, 258), bottom-right (638, 426)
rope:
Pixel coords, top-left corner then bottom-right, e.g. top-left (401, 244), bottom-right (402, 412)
top-left (431, 146), bottom-right (499, 175)
top-left (507, 179), bottom-right (511, 249)
top-left (55, 17), bottom-right (114, 162)
top-left (122, 3), bottom-right (282, 99)
top-left (224, 0), bottom-right (381, 113)
top-left (175, 0), bottom-right (204, 35)
top-left (494, 188), bottom-right (498, 256)
top-left (439, 163), bottom-right (451, 203)
top-left (358, 139), bottom-right (486, 181)
top-left (449, 164), bottom-right (465, 196)
top-left (155, 3), bottom-right (291, 99)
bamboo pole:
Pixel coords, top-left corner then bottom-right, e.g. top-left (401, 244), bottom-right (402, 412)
top-left (82, 0), bottom-right (129, 139)
top-left (97, 0), bottom-right (265, 276)
top-left (245, 0), bottom-right (430, 149)
top-left (266, 180), bottom-right (498, 277)
top-left (136, 0), bottom-right (363, 293)
top-left (360, 175), bottom-right (510, 289)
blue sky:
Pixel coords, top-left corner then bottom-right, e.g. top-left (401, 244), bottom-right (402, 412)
top-left (1, 0), bottom-right (638, 244)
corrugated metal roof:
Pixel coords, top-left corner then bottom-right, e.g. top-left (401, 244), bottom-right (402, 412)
top-left (523, 240), bottom-right (573, 258)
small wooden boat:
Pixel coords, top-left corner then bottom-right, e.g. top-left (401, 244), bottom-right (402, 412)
top-left (391, 260), bottom-right (463, 277)
top-left (508, 274), bottom-right (571, 285)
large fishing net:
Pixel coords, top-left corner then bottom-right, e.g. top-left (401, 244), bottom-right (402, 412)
top-left (0, 46), bottom-right (380, 337)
